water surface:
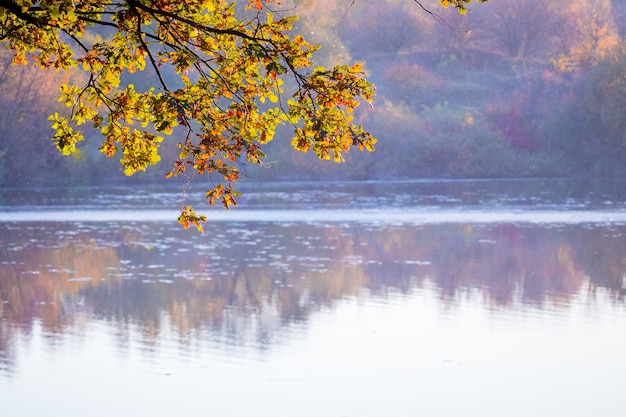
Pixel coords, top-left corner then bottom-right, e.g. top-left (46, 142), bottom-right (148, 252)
top-left (1, 179), bottom-right (625, 416)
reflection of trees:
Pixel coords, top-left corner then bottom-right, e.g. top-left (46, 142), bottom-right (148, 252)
top-left (398, 224), bottom-right (601, 307)
top-left (578, 226), bottom-right (626, 303)
top-left (0, 223), bottom-right (122, 372)
top-left (2, 220), bottom-right (626, 372)
top-left (0, 224), bottom-right (118, 329)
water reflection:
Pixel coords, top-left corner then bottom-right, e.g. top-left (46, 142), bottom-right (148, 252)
top-left (1, 219), bottom-right (625, 375)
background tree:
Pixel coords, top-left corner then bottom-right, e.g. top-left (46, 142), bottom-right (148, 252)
top-left (582, 48), bottom-right (626, 162)
top-left (339, 0), bottom-right (433, 59)
top-left (471, 0), bottom-right (562, 62)
top-left (0, 49), bottom-right (82, 184)
top-left (561, 0), bottom-right (619, 68)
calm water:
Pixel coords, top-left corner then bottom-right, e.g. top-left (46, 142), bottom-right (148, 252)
top-left (1, 179), bottom-right (626, 417)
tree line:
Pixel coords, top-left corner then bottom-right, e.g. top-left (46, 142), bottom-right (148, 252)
top-left (1, 0), bottom-right (625, 196)
top-left (260, 0), bottom-right (626, 180)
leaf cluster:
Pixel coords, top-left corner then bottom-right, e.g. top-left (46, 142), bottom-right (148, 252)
top-left (0, 0), bottom-right (377, 229)
top-left (438, 0), bottom-right (489, 15)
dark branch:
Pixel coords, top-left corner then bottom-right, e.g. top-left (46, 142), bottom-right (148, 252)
top-left (413, 0), bottom-right (469, 33)
top-left (125, 0), bottom-right (265, 42)
top-left (0, 0), bottom-right (44, 26)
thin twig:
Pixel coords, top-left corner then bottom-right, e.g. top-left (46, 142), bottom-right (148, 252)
top-left (413, 0), bottom-right (470, 34)
top-left (341, 0), bottom-right (356, 23)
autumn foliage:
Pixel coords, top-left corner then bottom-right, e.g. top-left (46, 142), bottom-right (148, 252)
top-left (0, 0), bottom-right (378, 228)
top-left (3, 0), bottom-right (626, 220)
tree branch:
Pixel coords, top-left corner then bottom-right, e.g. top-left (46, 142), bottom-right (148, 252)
top-left (413, 0), bottom-right (469, 33)
top-left (125, 0), bottom-right (266, 42)
top-left (0, 0), bottom-right (44, 27)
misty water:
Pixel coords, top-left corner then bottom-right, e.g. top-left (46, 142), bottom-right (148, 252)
top-left (1, 179), bottom-right (626, 417)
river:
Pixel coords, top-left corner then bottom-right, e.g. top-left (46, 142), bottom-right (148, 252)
top-left (1, 179), bottom-right (625, 416)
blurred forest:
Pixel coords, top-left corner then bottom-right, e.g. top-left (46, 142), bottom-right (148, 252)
top-left (2, 0), bottom-right (626, 187)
